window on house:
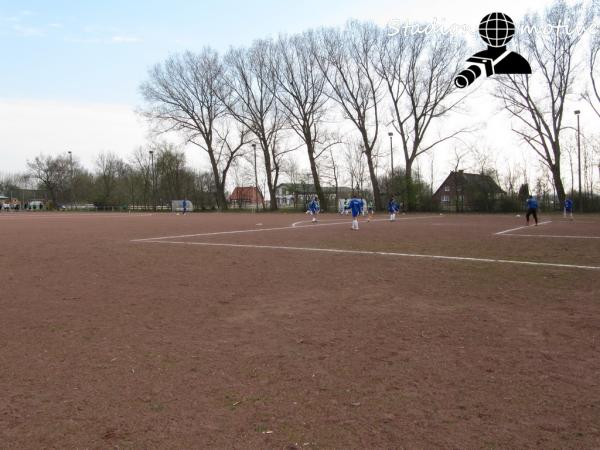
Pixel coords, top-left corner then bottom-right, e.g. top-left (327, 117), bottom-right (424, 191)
top-left (441, 195), bottom-right (450, 202)
top-left (444, 186), bottom-right (450, 192)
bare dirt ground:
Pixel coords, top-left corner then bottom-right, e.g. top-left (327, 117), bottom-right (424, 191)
top-left (1, 211), bottom-right (599, 449)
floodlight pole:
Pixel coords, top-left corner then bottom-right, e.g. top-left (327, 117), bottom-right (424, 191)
top-left (149, 150), bottom-right (155, 212)
top-left (388, 131), bottom-right (394, 187)
top-left (68, 150), bottom-right (73, 211)
top-left (575, 110), bottom-right (582, 213)
top-left (253, 143), bottom-right (258, 212)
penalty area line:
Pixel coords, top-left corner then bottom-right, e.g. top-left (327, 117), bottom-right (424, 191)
top-left (494, 221), bottom-right (552, 235)
top-left (131, 215), bottom-right (439, 242)
top-left (135, 240), bottom-right (600, 271)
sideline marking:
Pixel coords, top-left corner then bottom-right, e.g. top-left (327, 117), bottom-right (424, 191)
top-left (499, 234), bottom-right (600, 240)
top-left (494, 221), bottom-right (552, 235)
top-left (132, 215), bottom-right (439, 242)
top-left (0, 213), bottom-right (153, 219)
top-left (135, 240), bottom-right (600, 271)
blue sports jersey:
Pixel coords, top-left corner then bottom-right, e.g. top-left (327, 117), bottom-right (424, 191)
top-left (526, 198), bottom-right (538, 209)
top-left (565, 199), bottom-right (573, 210)
top-left (348, 198), bottom-right (363, 217)
top-left (387, 200), bottom-right (399, 213)
top-left (308, 199), bottom-right (319, 213)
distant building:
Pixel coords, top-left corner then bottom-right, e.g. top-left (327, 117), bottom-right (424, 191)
top-left (433, 170), bottom-right (505, 212)
top-left (228, 187), bottom-right (264, 209)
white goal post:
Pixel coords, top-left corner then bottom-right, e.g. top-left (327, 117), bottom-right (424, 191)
top-left (172, 200), bottom-right (193, 212)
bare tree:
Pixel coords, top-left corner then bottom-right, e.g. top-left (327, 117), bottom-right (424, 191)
top-left (222, 40), bottom-right (287, 210)
top-left (316, 21), bottom-right (384, 209)
top-left (131, 147), bottom-right (153, 209)
top-left (319, 147), bottom-right (342, 209)
top-left (27, 154), bottom-right (72, 207)
top-left (344, 141), bottom-right (368, 195)
top-left (377, 27), bottom-right (467, 210)
top-left (140, 48), bottom-right (249, 210)
top-left (95, 152), bottom-right (125, 205)
top-left (494, 1), bottom-right (592, 209)
top-left (272, 31), bottom-right (336, 210)
top-left (584, 20), bottom-right (600, 119)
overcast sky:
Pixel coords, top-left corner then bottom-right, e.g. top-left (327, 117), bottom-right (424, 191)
top-left (0, 0), bottom-right (593, 190)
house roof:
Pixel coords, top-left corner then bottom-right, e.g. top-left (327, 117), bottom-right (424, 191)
top-left (228, 187), bottom-right (263, 202)
top-left (433, 171), bottom-right (505, 198)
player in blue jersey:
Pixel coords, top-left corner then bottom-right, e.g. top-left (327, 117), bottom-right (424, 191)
top-left (564, 198), bottom-right (574, 220)
top-left (306, 196), bottom-right (320, 223)
top-left (182, 198), bottom-right (187, 215)
top-left (347, 194), bottom-right (363, 230)
top-left (525, 195), bottom-right (538, 226)
top-left (388, 197), bottom-right (399, 221)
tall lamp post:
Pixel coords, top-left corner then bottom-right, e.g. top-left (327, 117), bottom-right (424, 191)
top-left (574, 110), bottom-right (582, 212)
top-left (149, 150), bottom-right (155, 212)
top-left (252, 143), bottom-right (258, 212)
top-left (68, 151), bottom-right (73, 210)
top-left (388, 132), bottom-right (394, 195)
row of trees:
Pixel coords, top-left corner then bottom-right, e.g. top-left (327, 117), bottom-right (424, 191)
top-left (13, 143), bottom-right (219, 210)
top-left (139, 0), bottom-right (600, 212)
top-left (3, 136), bottom-right (597, 211)
top-left (140, 19), bottom-right (467, 211)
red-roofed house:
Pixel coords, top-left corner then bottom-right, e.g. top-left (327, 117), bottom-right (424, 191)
top-left (228, 187), bottom-right (264, 209)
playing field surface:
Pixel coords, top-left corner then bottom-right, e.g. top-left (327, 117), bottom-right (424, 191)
top-left (1, 211), bottom-right (599, 448)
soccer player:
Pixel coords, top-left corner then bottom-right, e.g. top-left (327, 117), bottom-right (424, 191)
top-left (347, 194), bottom-right (363, 230)
top-left (525, 195), bottom-right (539, 226)
top-left (307, 196), bottom-right (320, 223)
top-left (343, 198), bottom-right (350, 215)
top-left (388, 197), bottom-right (399, 221)
top-left (564, 198), bottom-right (574, 220)
top-left (367, 200), bottom-right (374, 222)
top-left (182, 198), bottom-right (187, 215)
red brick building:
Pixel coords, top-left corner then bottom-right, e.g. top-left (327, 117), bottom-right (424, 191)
top-left (228, 187), bottom-right (264, 209)
top-left (432, 170), bottom-right (505, 212)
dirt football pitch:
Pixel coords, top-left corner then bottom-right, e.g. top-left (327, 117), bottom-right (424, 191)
top-left (1, 211), bottom-right (599, 449)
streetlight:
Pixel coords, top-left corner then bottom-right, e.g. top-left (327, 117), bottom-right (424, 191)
top-left (252, 143), bottom-right (258, 212)
top-left (149, 150), bottom-right (155, 212)
top-left (574, 110), bottom-right (582, 212)
top-left (388, 131), bottom-right (394, 187)
top-left (68, 151), bottom-right (73, 210)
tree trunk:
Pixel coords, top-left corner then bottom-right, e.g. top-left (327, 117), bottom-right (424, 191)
top-left (306, 141), bottom-right (327, 211)
top-left (364, 148), bottom-right (381, 210)
top-left (259, 138), bottom-right (278, 211)
top-left (550, 164), bottom-right (566, 209)
top-left (405, 160), bottom-right (415, 212)
top-left (208, 150), bottom-right (229, 211)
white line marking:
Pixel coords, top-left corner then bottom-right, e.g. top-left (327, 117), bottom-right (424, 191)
top-left (291, 214), bottom-right (422, 227)
top-left (135, 240), bottom-right (600, 271)
top-left (0, 213), bottom-right (153, 219)
top-left (499, 234), bottom-right (600, 239)
top-left (132, 215), bottom-right (439, 242)
top-left (494, 221), bottom-right (552, 235)
top-left (292, 218), bottom-right (348, 227)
